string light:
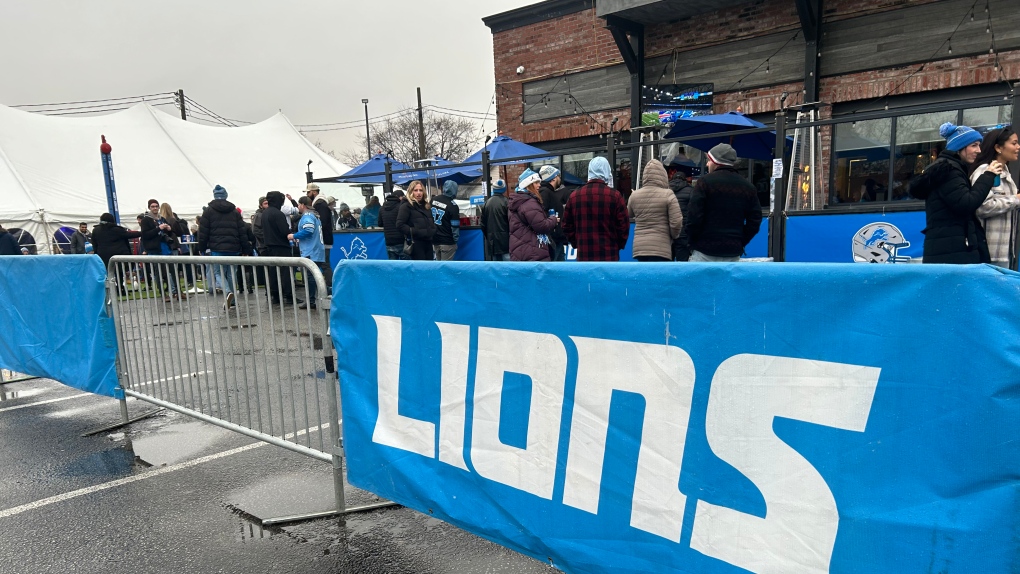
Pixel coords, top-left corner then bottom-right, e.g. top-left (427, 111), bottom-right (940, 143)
top-left (766, 60), bottom-right (771, 74)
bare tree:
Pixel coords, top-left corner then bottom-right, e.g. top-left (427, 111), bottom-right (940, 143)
top-left (341, 108), bottom-right (480, 166)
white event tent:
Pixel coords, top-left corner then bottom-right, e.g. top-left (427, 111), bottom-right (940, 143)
top-left (0, 102), bottom-right (359, 251)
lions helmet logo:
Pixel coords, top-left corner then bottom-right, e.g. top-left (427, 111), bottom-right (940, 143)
top-left (852, 223), bottom-right (911, 263)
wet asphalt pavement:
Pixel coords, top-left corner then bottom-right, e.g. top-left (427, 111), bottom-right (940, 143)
top-left (0, 377), bottom-right (558, 573)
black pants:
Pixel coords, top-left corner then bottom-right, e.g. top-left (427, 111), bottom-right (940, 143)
top-left (264, 246), bottom-right (294, 302)
top-left (636, 255), bottom-right (671, 262)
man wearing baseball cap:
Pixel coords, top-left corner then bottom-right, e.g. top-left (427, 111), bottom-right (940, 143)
top-left (306, 183), bottom-right (334, 293)
top-left (685, 143), bottom-right (763, 262)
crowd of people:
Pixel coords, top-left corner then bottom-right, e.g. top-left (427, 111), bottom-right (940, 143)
top-left (472, 143), bottom-right (762, 263)
top-left (2, 122), bottom-right (1016, 271)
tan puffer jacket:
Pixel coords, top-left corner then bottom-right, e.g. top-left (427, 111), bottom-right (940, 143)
top-left (628, 160), bottom-right (683, 259)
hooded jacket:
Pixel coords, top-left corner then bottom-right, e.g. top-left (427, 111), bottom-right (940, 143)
top-left (628, 160), bottom-right (683, 260)
top-left (430, 181), bottom-right (461, 245)
top-left (509, 191), bottom-right (558, 261)
top-left (91, 221), bottom-right (141, 266)
top-left (0, 230), bottom-right (22, 255)
top-left (198, 199), bottom-right (251, 254)
top-left (481, 193), bottom-right (510, 256)
top-left (380, 194), bottom-right (406, 246)
top-left (910, 150), bottom-right (994, 264)
top-left (262, 192), bottom-right (292, 250)
top-left (397, 199), bottom-right (437, 260)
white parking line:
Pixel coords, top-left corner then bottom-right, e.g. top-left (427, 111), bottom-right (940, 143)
top-left (0, 422), bottom-right (329, 520)
top-left (0, 394), bottom-right (89, 413)
top-left (0, 441), bottom-right (268, 520)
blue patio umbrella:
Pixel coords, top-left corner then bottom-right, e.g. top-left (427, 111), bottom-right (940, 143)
top-left (462, 135), bottom-right (554, 166)
top-left (394, 156), bottom-right (483, 186)
top-left (332, 153), bottom-right (417, 184)
top-left (664, 112), bottom-right (789, 161)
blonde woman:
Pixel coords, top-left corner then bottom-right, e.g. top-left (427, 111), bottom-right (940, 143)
top-left (971, 126), bottom-right (1019, 268)
top-left (396, 180), bottom-right (437, 260)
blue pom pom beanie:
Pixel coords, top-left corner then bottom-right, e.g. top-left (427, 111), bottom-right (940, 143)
top-left (940, 122), bottom-right (982, 152)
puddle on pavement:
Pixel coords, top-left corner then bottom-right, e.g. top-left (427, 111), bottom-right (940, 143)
top-left (128, 420), bottom-right (232, 466)
top-left (226, 504), bottom-right (284, 543)
top-left (61, 447), bottom-right (140, 477)
top-left (227, 472), bottom-right (336, 522)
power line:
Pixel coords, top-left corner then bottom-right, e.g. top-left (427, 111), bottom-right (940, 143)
top-left (425, 104), bottom-right (490, 117)
top-left (11, 92), bottom-right (174, 108)
top-left (293, 108), bottom-right (411, 128)
top-left (296, 109), bottom-right (419, 133)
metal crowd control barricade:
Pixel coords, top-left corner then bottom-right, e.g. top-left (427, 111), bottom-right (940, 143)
top-left (106, 254), bottom-right (393, 523)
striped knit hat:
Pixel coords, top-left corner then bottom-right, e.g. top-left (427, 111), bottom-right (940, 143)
top-left (940, 122), bottom-right (982, 152)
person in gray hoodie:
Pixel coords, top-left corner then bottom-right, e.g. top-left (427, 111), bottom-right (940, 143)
top-left (430, 180), bottom-right (461, 260)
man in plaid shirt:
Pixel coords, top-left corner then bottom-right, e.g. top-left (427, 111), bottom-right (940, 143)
top-left (562, 156), bottom-right (631, 261)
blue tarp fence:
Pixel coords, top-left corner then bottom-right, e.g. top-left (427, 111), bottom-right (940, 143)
top-left (331, 260), bottom-right (1020, 574)
top-left (0, 255), bottom-right (119, 397)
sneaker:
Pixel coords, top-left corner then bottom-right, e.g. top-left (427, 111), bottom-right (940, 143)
top-left (225, 292), bottom-right (235, 308)
top-left (298, 301), bottom-right (317, 310)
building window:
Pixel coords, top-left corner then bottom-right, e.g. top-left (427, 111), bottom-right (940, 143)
top-left (831, 118), bottom-right (891, 204)
top-left (827, 103), bottom-right (1013, 208)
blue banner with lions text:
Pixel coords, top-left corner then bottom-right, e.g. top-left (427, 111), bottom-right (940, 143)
top-left (331, 260), bottom-right (1020, 573)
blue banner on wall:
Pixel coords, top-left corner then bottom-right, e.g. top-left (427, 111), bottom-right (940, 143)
top-left (786, 211), bottom-right (924, 263)
top-left (332, 261), bottom-right (1020, 574)
top-left (331, 229), bottom-right (485, 266)
top-left (0, 255), bottom-right (119, 397)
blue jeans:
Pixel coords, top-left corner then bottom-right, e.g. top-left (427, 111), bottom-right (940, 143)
top-left (305, 258), bottom-right (326, 304)
top-left (387, 245), bottom-right (409, 260)
top-left (210, 251), bottom-right (240, 295)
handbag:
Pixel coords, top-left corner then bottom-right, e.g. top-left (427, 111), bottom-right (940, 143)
top-left (402, 238), bottom-right (414, 257)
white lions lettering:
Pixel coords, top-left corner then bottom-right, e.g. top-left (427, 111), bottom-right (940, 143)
top-left (370, 315), bottom-right (880, 573)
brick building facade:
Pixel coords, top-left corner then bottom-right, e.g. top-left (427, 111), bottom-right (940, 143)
top-left (485, 0), bottom-right (1019, 206)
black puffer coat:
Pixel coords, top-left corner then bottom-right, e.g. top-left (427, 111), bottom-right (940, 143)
top-left (198, 199), bottom-right (251, 254)
top-left (91, 222), bottom-right (142, 267)
top-left (380, 195), bottom-right (405, 246)
top-left (910, 150), bottom-right (995, 264)
top-left (396, 200), bottom-right (436, 260)
top-left (669, 173), bottom-right (694, 260)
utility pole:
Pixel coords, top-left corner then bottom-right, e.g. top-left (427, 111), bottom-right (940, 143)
top-left (177, 89), bottom-right (187, 120)
top-left (362, 99), bottom-right (371, 159)
top-left (416, 87), bottom-right (427, 161)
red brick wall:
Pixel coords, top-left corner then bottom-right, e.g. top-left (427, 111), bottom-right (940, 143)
top-left (493, 0), bottom-right (1017, 146)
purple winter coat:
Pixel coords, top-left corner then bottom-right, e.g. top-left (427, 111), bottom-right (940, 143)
top-left (508, 191), bottom-right (558, 261)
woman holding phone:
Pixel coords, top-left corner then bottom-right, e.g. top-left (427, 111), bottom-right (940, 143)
top-left (971, 126), bottom-right (1019, 269)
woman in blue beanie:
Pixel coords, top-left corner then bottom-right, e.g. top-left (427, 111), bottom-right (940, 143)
top-left (909, 122), bottom-right (1005, 264)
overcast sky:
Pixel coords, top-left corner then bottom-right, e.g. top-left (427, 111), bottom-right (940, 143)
top-left (0, 0), bottom-right (535, 166)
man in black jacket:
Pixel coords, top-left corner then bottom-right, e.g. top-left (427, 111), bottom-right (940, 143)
top-left (263, 191), bottom-right (299, 304)
top-left (306, 184), bottom-right (334, 292)
top-left (669, 172), bottom-right (694, 261)
top-left (481, 179), bottom-right (510, 261)
top-left (198, 185), bottom-right (251, 308)
top-left (92, 213), bottom-right (142, 295)
top-left (379, 189), bottom-right (407, 260)
top-left (685, 144), bottom-right (762, 262)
